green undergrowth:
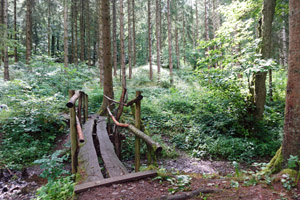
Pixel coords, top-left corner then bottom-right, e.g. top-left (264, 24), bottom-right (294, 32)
top-left (0, 56), bottom-right (95, 170)
top-left (95, 65), bottom-right (285, 163)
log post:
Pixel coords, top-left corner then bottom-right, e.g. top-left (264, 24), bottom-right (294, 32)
top-left (69, 90), bottom-right (78, 174)
top-left (78, 92), bottom-right (82, 125)
top-left (84, 93), bottom-right (88, 123)
top-left (135, 91), bottom-right (141, 172)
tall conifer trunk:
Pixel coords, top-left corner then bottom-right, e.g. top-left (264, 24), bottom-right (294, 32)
top-left (156, 0), bottom-right (161, 82)
top-left (3, 0), bottom-right (9, 80)
top-left (132, 0), bottom-right (136, 68)
top-left (98, 0), bottom-right (103, 84)
top-left (63, 0), bottom-right (69, 68)
top-left (148, 0), bottom-right (152, 80)
top-left (112, 0), bottom-right (117, 76)
top-left (26, 0), bottom-right (32, 66)
top-left (80, 0), bottom-right (85, 61)
top-left (167, 0), bottom-right (173, 84)
top-left (86, 0), bottom-right (91, 66)
top-left (47, 0), bottom-right (51, 57)
top-left (74, 0), bottom-right (78, 65)
top-left (128, 0), bottom-right (132, 79)
top-left (120, 0), bottom-right (126, 88)
top-left (14, 0), bottom-right (18, 63)
top-left (282, 0), bottom-right (300, 165)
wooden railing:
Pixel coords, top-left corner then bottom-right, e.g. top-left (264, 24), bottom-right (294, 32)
top-left (105, 89), bottom-right (162, 172)
top-left (66, 90), bottom-right (88, 174)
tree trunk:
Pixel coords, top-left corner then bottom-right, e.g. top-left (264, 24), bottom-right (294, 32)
top-left (148, 0), bottom-right (152, 80)
top-left (204, 0), bottom-right (210, 68)
top-left (63, 0), bottom-right (69, 68)
top-left (14, 0), bottom-right (18, 63)
top-left (74, 0), bottom-right (78, 65)
top-left (195, 1), bottom-right (199, 44)
top-left (3, 0), bottom-right (9, 80)
top-left (120, 0), bottom-right (126, 88)
top-left (282, 0), bottom-right (300, 165)
top-left (80, 0), bottom-right (85, 62)
top-left (113, 0), bottom-right (117, 76)
top-left (167, 0), bottom-right (173, 84)
top-left (128, 0), bottom-right (132, 79)
top-left (70, 0), bottom-right (74, 63)
top-left (86, 0), bottom-right (91, 66)
top-left (100, 0), bottom-right (114, 112)
top-left (156, 0), bottom-right (161, 82)
top-left (26, 0), bottom-right (32, 66)
top-left (175, 2), bottom-right (180, 69)
top-left (183, 11), bottom-right (186, 65)
top-left (251, 0), bottom-right (276, 121)
top-left (98, 0), bottom-right (104, 85)
top-left (282, 12), bottom-right (288, 68)
top-left (132, 0), bottom-right (136, 68)
top-left (47, 0), bottom-right (51, 57)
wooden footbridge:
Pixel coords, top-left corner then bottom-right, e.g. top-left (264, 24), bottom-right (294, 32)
top-left (66, 90), bottom-right (162, 194)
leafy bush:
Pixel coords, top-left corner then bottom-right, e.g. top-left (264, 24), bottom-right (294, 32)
top-left (35, 175), bottom-right (74, 200)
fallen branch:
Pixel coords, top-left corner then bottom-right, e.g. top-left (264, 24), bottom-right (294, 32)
top-left (153, 188), bottom-right (219, 200)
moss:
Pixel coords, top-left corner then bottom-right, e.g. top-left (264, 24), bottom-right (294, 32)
top-left (260, 146), bottom-right (283, 175)
top-left (280, 169), bottom-right (298, 178)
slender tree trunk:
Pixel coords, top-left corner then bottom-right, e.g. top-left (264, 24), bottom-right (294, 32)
top-left (3, 0), bottom-right (9, 80)
top-left (14, 0), bottom-right (18, 63)
top-left (48, 0), bottom-right (51, 57)
top-left (175, 2), bottom-right (180, 69)
top-left (113, 0), bottom-right (117, 76)
top-left (183, 11), bottom-right (186, 65)
top-left (251, 0), bottom-right (276, 121)
top-left (204, 0), bottom-right (210, 68)
top-left (74, 0), bottom-right (78, 65)
top-left (282, 0), bottom-right (300, 165)
top-left (120, 0), bottom-right (126, 88)
top-left (86, 0), bottom-right (91, 66)
top-left (0, 0), bottom-right (3, 67)
top-left (51, 35), bottom-right (55, 56)
top-left (156, 0), bottom-right (161, 82)
top-left (132, 0), bottom-right (136, 68)
top-left (167, 0), bottom-right (173, 84)
top-left (282, 13), bottom-right (288, 68)
top-left (148, 0), bottom-right (152, 80)
top-left (80, 0), bottom-right (85, 61)
top-left (128, 0), bottom-right (132, 79)
top-left (56, 33), bottom-right (60, 51)
top-left (64, 0), bottom-right (69, 68)
top-left (98, 0), bottom-right (103, 84)
top-left (195, 1), bottom-right (199, 44)
top-left (100, 0), bottom-right (114, 111)
top-left (26, 0), bottom-right (32, 66)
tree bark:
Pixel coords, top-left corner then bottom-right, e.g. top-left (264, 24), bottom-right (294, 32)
top-left (282, 12), bottom-right (288, 68)
top-left (128, 0), bottom-right (132, 79)
top-left (14, 0), bottom-right (18, 63)
top-left (204, 0), bottom-right (210, 67)
top-left (74, 0), bottom-right (78, 65)
top-left (26, 0), bottom-right (32, 66)
top-left (132, 0), bottom-right (136, 68)
top-left (120, 0), bottom-right (126, 88)
top-left (112, 0), bottom-right (117, 76)
top-left (98, 0), bottom-right (104, 85)
top-left (148, 0), bottom-right (152, 80)
top-left (282, 0), bottom-right (300, 165)
top-left (195, 1), bottom-right (199, 44)
top-left (175, 2), bottom-right (180, 69)
top-left (183, 11), bottom-right (186, 65)
top-left (3, 0), bottom-right (9, 81)
top-left (86, 0), bottom-right (91, 66)
top-left (100, 0), bottom-right (114, 113)
top-left (156, 0), bottom-right (161, 82)
top-left (80, 0), bottom-right (85, 62)
top-left (47, 0), bottom-right (51, 57)
top-left (251, 0), bottom-right (276, 121)
top-left (167, 0), bottom-right (173, 84)
top-left (63, 0), bottom-right (69, 68)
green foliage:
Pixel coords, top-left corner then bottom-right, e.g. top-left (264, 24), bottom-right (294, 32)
top-left (35, 175), bottom-right (75, 200)
top-left (34, 150), bottom-right (69, 182)
top-left (287, 155), bottom-right (300, 184)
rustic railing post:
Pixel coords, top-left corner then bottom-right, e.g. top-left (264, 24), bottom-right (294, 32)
top-left (69, 90), bottom-right (78, 174)
top-left (84, 93), bottom-right (89, 122)
top-left (135, 91), bottom-right (141, 172)
top-left (78, 92), bottom-right (83, 125)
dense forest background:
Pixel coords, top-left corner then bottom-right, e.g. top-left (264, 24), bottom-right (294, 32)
top-left (1, 0), bottom-right (299, 199)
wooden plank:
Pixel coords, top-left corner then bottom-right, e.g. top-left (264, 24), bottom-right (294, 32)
top-left (96, 117), bottom-right (129, 177)
top-left (74, 170), bottom-right (157, 194)
top-left (78, 118), bottom-right (104, 183)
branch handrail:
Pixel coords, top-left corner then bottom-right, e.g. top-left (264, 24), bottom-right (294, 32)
top-left (104, 94), bottom-right (143, 107)
top-left (105, 96), bottom-right (162, 155)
